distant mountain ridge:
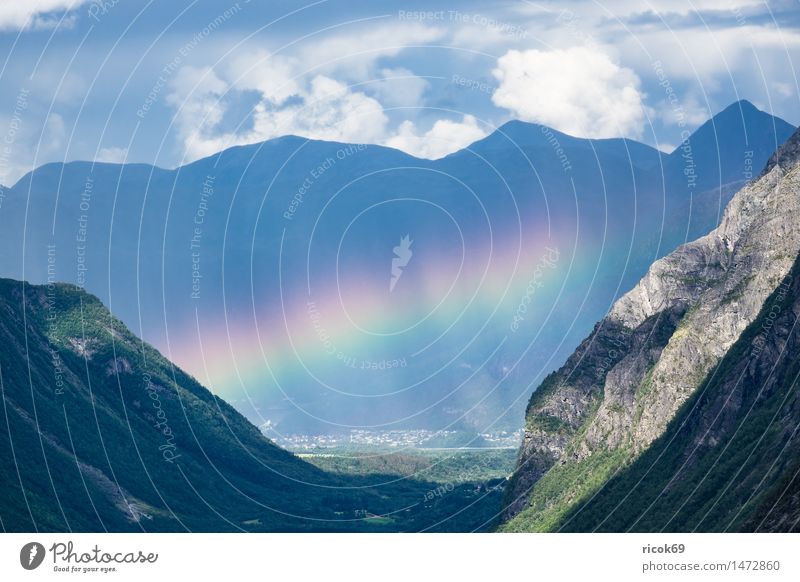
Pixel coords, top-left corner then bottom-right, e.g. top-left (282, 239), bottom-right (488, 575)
top-left (664, 99), bottom-right (790, 192)
top-left (0, 101), bottom-right (794, 437)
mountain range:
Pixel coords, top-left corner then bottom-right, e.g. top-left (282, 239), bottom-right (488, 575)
top-left (2, 102), bottom-right (799, 533)
top-left (0, 100), bottom-right (793, 439)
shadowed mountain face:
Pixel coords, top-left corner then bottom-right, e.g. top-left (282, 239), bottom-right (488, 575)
top-left (502, 126), bottom-right (800, 532)
top-left (0, 279), bottom-right (503, 532)
top-left (0, 101), bottom-right (793, 436)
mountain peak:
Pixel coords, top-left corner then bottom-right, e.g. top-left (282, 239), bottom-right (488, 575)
top-left (723, 98), bottom-right (758, 113)
top-left (694, 98), bottom-right (787, 133)
top-left (664, 98), bottom-right (795, 192)
top-left (709, 99), bottom-right (776, 125)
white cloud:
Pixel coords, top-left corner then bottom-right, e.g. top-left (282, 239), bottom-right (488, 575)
top-left (385, 115), bottom-right (487, 159)
top-left (251, 75), bottom-right (390, 144)
top-left (225, 50), bottom-right (301, 106)
top-left (654, 92), bottom-right (709, 128)
top-left (168, 64), bottom-right (391, 161)
top-left (42, 112), bottom-right (66, 153)
top-left (96, 147), bottom-right (128, 163)
top-left (510, 0), bottom-right (764, 19)
top-left (623, 0), bottom-right (765, 15)
top-left (168, 65), bottom-right (228, 104)
top-left (163, 21), bottom-right (497, 162)
top-left (655, 142), bottom-right (676, 153)
top-left (297, 23), bottom-right (445, 80)
top-left (167, 66), bottom-right (230, 160)
top-left (620, 25), bottom-right (800, 86)
top-left (166, 25), bottom-right (489, 163)
top-left (370, 68), bottom-right (429, 108)
top-left (169, 59), bottom-right (485, 161)
top-left (773, 82), bottom-right (793, 98)
top-left (449, 17), bottom-right (531, 51)
top-left (0, 0), bottom-right (89, 30)
top-left (491, 47), bottom-right (646, 139)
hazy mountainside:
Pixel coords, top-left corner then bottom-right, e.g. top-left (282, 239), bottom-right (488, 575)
top-left (0, 279), bottom-right (502, 532)
top-left (664, 99), bottom-right (791, 194)
top-left (0, 101), bottom-right (792, 437)
top-left (502, 125), bottom-right (800, 532)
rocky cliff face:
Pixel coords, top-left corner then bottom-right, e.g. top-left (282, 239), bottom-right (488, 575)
top-left (553, 254), bottom-right (800, 532)
top-left (503, 127), bottom-right (800, 530)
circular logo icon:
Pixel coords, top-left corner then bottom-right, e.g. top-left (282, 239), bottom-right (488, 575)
top-left (20, 542), bottom-right (46, 570)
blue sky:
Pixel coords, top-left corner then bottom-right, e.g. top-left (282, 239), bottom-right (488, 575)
top-left (0, 0), bottom-right (798, 184)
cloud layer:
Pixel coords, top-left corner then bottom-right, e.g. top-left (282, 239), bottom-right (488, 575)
top-left (0, 1), bottom-right (88, 30)
top-left (167, 45), bottom-right (491, 162)
top-left (168, 38), bottom-right (653, 160)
